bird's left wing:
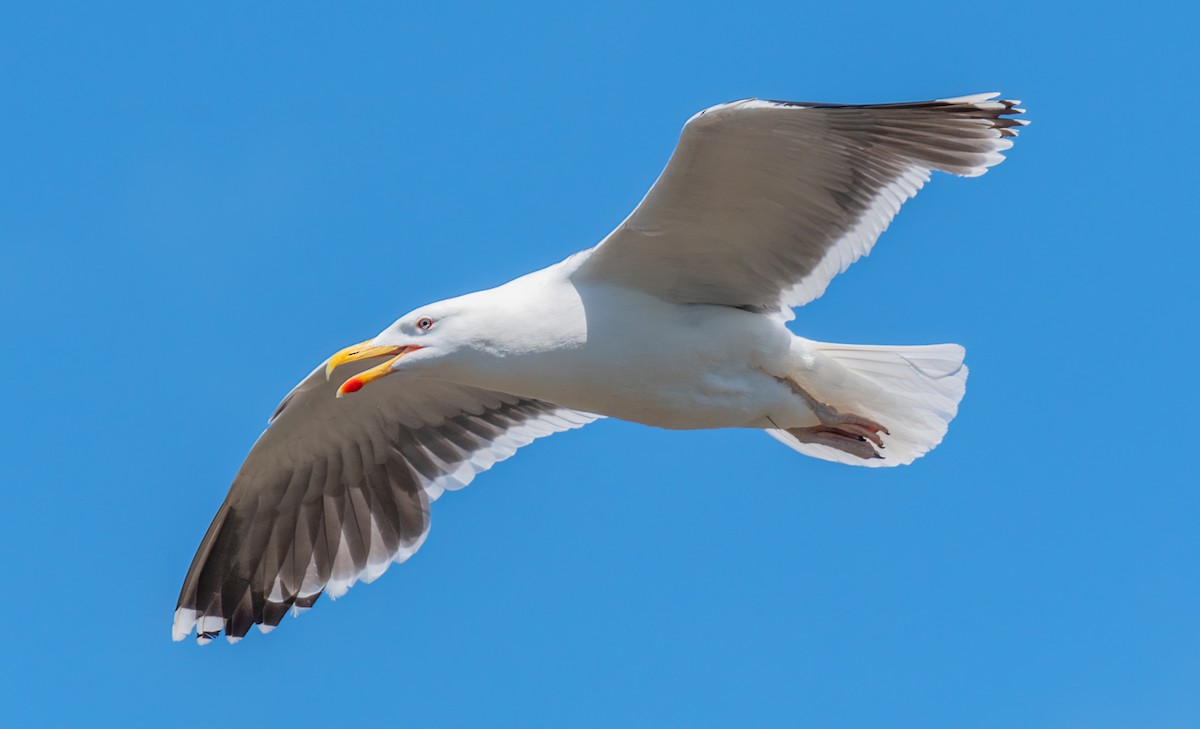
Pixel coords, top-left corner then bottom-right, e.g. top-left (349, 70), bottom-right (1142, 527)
top-left (574, 93), bottom-right (1025, 316)
top-left (174, 358), bottom-right (596, 644)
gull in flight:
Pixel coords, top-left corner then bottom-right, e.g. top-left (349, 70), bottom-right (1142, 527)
top-left (175, 93), bottom-right (1026, 643)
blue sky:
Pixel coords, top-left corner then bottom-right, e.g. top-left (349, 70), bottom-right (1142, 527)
top-left (2, 2), bottom-right (1196, 726)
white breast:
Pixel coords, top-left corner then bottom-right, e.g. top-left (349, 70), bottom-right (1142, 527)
top-left (454, 273), bottom-right (801, 430)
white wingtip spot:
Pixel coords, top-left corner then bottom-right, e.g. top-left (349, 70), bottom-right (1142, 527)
top-left (172, 607), bottom-right (197, 642)
top-left (198, 615), bottom-right (223, 631)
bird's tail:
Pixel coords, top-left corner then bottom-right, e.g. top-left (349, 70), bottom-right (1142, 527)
top-left (768, 340), bottom-right (968, 467)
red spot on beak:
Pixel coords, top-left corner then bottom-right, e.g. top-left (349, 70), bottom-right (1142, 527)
top-left (341, 377), bottom-right (364, 394)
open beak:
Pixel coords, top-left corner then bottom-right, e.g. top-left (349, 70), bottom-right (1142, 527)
top-left (325, 338), bottom-right (424, 397)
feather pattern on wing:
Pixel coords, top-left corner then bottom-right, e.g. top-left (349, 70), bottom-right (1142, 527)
top-left (173, 358), bottom-right (596, 644)
top-left (576, 93), bottom-right (1026, 315)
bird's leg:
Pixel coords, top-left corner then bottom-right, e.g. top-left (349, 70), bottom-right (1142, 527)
top-left (777, 376), bottom-right (890, 460)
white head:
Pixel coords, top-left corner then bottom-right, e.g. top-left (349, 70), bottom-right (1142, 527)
top-left (323, 291), bottom-right (500, 397)
top-left (322, 262), bottom-right (583, 396)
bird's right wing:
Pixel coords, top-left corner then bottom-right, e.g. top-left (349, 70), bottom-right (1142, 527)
top-left (174, 358), bottom-right (596, 644)
top-left (575, 93), bottom-right (1026, 316)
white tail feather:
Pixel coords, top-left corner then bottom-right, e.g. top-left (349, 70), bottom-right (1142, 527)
top-left (769, 341), bottom-right (967, 467)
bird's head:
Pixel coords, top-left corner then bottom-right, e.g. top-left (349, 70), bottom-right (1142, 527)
top-left (323, 271), bottom-right (567, 397)
top-left (325, 300), bottom-right (474, 397)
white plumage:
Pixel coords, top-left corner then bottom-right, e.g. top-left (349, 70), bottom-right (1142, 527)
top-left (174, 93), bottom-right (1026, 643)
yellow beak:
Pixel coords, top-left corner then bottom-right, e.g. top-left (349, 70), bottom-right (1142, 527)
top-left (325, 338), bottom-right (423, 397)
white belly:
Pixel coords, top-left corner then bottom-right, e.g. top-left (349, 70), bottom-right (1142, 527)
top-left (559, 366), bottom-right (796, 430)
top-left (450, 280), bottom-right (817, 430)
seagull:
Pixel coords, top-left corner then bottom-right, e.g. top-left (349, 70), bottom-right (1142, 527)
top-left (174, 93), bottom-right (1026, 644)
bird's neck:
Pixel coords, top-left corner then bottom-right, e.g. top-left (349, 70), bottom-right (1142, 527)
top-left (435, 267), bottom-right (590, 396)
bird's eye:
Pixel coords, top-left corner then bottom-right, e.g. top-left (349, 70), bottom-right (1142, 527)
top-left (416, 317), bottom-right (434, 331)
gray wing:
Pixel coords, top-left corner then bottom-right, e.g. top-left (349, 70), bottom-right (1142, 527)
top-left (174, 358), bottom-right (596, 644)
top-left (575, 93), bottom-right (1026, 314)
